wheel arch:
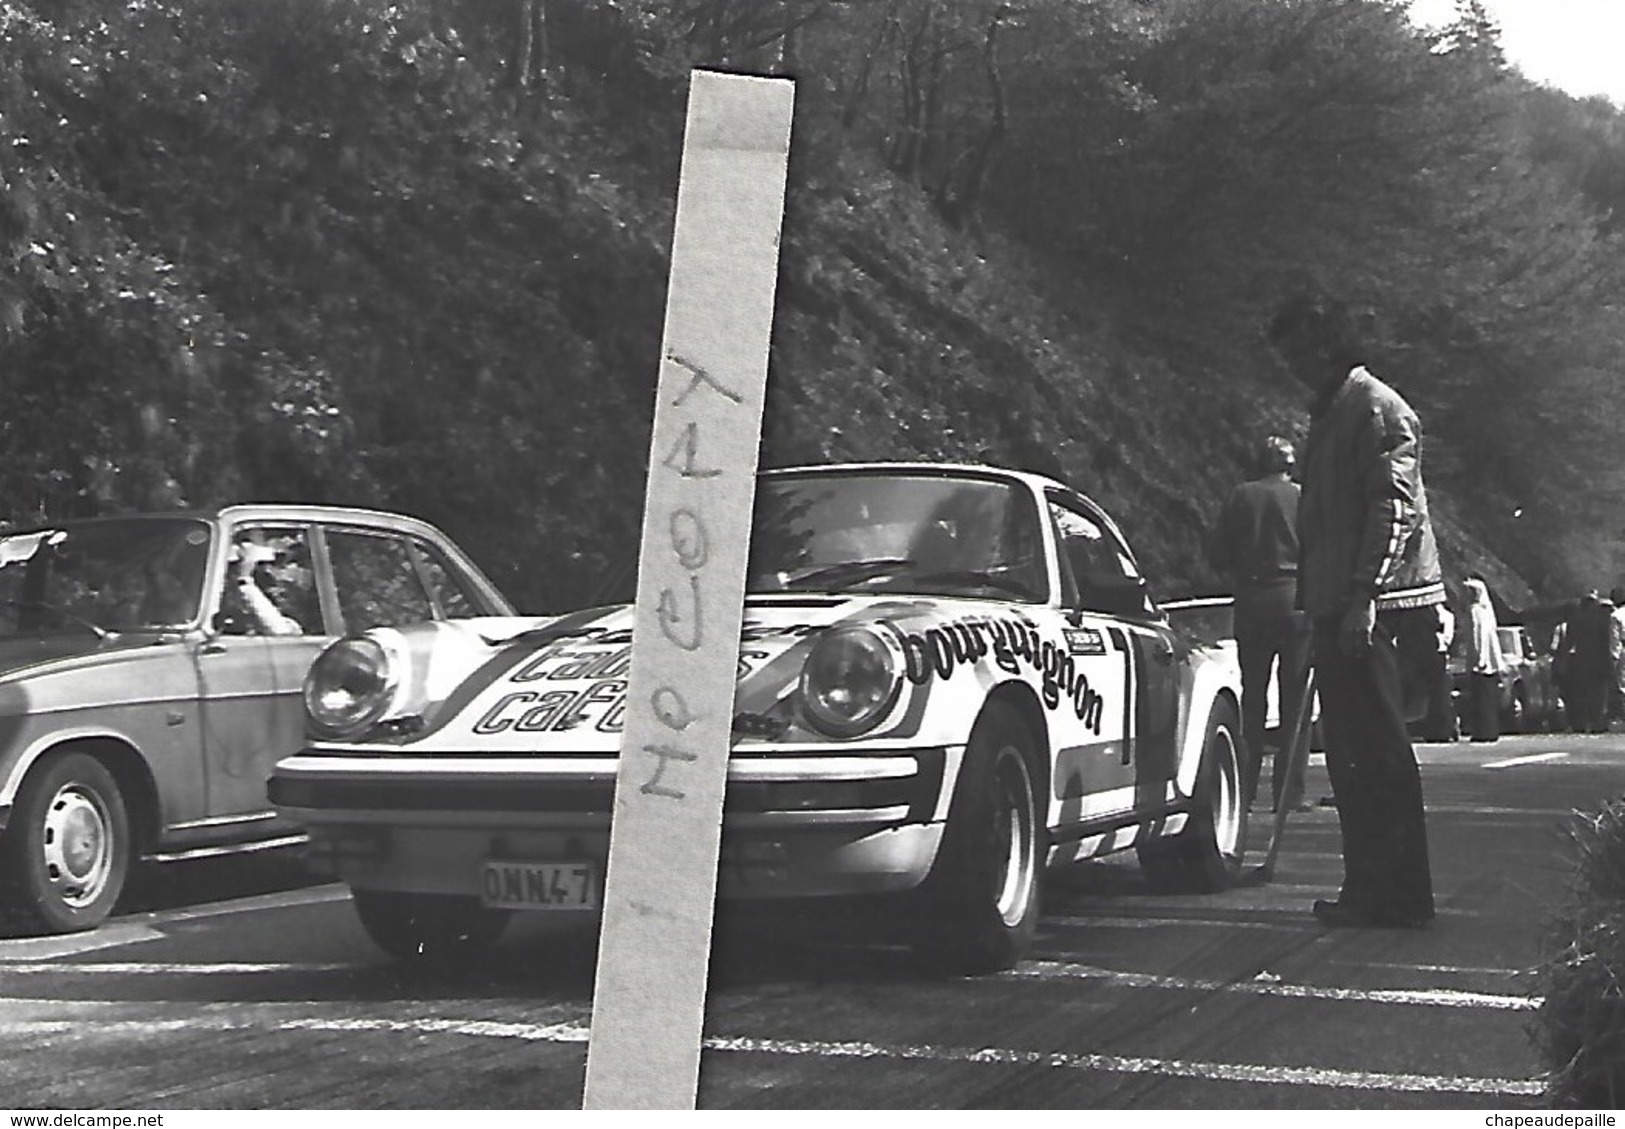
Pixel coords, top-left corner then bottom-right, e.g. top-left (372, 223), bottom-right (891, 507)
top-left (981, 682), bottom-right (1049, 785)
top-left (1176, 658), bottom-right (1242, 798)
top-left (11, 737), bottom-right (161, 856)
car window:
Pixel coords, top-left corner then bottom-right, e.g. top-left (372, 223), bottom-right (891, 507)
top-left (223, 526), bottom-right (322, 636)
top-left (408, 536), bottom-right (483, 617)
top-left (0, 518), bottom-right (212, 635)
top-left (747, 473), bottom-right (1047, 602)
top-left (1497, 628), bottom-right (1525, 661)
top-left (326, 528), bottom-right (436, 631)
top-left (1048, 498), bottom-right (1146, 615)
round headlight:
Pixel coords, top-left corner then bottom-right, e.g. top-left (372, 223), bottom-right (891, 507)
top-left (798, 625), bottom-right (904, 738)
top-left (305, 636), bottom-right (399, 739)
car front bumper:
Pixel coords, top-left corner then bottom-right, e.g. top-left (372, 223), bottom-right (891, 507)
top-left (269, 746), bottom-right (956, 901)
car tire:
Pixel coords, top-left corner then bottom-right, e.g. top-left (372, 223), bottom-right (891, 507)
top-left (351, 889), bottom-right (510, 964)
top-left (1137, 697), bottom-right (1247, 892)
top-left (0, 752), bottom-right (131, 934)
top-left (911, 702), bottom-right (1043, 975)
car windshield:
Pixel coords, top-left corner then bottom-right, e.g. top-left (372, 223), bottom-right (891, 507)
top-left (0, 518), bottom-right (213, 638)
top-left (747, 472), bottom-right (1048, 602)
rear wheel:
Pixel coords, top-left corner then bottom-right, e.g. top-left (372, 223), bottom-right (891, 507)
top-left (911, 702), bottom-right (1043, 975)
top-left (0, 752), bottom-right (131, 934)
top-left (351, 889), bottom-right (509, 964)
top-left (1138, 697), bottom-right (1247, 891)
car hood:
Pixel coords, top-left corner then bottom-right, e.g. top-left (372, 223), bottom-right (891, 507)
top-left (353, 594), bottom-right (1036, 754)
top-left (0, 632), bottom-right (171, 682)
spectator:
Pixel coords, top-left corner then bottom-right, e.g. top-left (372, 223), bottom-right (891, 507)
top-left (1463, 577), bottom-right (1505, 743)
top-left (1564, 592), bottom-right (1612, 734)
top-left (1267, 290), bottom-right (1441, 930)
top-left (1417, 599), bottom-right (1458, 742)
top-left (228, 537), bottom-right (304, 636)
top-left (1208, 434), bottom-right (1312, 813)
top-left (1551, 600), bottom-right (1575, 724)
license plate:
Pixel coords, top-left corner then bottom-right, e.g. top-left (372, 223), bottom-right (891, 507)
top-left (480, 860), bottom-right (599, 910)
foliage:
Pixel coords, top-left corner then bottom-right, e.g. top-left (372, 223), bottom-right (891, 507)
top-left (3, 0), bottom-right (1625, 612)
top-left (1534, 799), bottom-right (1625, 1108)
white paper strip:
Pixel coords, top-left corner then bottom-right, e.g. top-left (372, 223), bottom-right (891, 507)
top-left (581, 69), bottom-right (794, 1111)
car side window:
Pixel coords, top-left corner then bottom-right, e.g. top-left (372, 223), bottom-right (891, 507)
top-left (326, 529), bottom-right (436, 632)
top-left (224, 526), bottom-right (321, 636)
top-left (408, 536), bottom-right (482, 618)
top-left (1048, 498), bottom-right (1147, 616)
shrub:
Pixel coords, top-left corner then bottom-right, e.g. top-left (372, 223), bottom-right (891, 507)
top-left (1533, 798), bottom-right (1625, 1108)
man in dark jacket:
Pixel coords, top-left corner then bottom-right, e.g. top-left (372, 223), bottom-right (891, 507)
top-left (1565, 591), bottom-right (1613, 733)
top-left (1209, 435), bottom-right (1312, 813)
top-left (1267, 291), bottom-right (1443, 929)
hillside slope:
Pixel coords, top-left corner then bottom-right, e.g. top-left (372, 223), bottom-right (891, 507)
top-left (0, 0), bottom-right (1541, 612)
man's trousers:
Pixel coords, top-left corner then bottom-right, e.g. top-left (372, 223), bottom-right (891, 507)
top-left (1311, 607), bottom-right (1437, 923)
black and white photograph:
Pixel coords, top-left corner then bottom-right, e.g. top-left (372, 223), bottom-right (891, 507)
top-left (2, 0), bottom-right (1624, 1113)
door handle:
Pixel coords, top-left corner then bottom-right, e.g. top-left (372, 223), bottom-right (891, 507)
top-left (201, 643), bottom-right (227, 655)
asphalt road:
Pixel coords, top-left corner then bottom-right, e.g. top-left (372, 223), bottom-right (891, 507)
top-left (1, 731), bottom-right (1619, 1110)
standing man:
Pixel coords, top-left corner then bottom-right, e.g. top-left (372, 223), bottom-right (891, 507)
top-left (1209, 434), bottom-right (1313, 813)
top-left (1267, 292), bottom-right (1444, 929)
top-left (1419, 599), bottom-right (1458, 742)
top-left (1463, 577), bottom-right (1505, 743)
top-left (1566, 591), bottom-right (1613, 733)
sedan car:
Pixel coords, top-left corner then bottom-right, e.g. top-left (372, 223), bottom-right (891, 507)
top-left (0, 505), bottom-right (513, 933)
top-left (270, 464), bottom-right (1246, 974)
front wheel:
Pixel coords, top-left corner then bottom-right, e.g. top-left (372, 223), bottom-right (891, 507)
top-left (351, 889), bottom-right (510, 964)
top-left (0, 752), bottom-right (131, 934)
top-left (1138, 697), bottom-right (1247, 891)
top-left (911, 702), bottom-right (1043, 975)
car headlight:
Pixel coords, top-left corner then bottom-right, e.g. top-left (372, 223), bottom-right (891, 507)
top-left (798, 625), bottom-right (904, 738)
top-left (305, 636), bottom-right (401, 739)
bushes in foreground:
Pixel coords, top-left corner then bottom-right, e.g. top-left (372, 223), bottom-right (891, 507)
top-left (1534, 798), bottom-right (1625, 1107)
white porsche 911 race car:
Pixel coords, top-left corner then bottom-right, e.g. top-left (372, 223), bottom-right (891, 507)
top-left (270, 463), bottom-right (1246, 973)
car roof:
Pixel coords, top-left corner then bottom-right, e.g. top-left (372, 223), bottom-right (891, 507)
top-left (767, 461), bottom-right (1072, 494)
top-left (2, 504), bottom-right (448, 538)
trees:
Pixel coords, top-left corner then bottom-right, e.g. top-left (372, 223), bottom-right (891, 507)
top-left (4, 0), bottom-right (1624, 603)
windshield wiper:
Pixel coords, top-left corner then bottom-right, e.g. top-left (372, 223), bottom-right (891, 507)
top-left (778, 557), bottom-right (917, 592)
top-left (911, 569), bottom-right (1041, 601)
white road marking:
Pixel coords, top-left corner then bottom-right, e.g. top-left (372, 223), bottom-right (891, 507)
top-left (1046, 903), bottom-right (1472, 931)
top-left (0, 961), bottom-right (356, 975)
top-left (0, 953), bottom-right (1538, 1013)
top-left (0, 885), bottom-right (351, 963)
top-left (1481, 752), bottom-right (1569, 770)
top-left (0, 1012), bottom-right (1542, 1098)
top-left (1044, 916), bottom-right (1299, 931)
top-left (700, 1034), bottom-right (1543, 1097)
top-left (1338, 960), bottom-right (1532, 978)
top-left (1008, 960), bottom-right (1539, 1010)
top-left (0, 925), bottom-right (166, 961)
top-left (1423, 804), bottom-right (1577, 817)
